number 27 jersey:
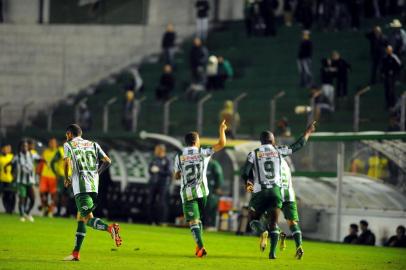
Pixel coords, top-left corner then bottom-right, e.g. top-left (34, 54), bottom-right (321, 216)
top-left (174, 146), bottom-right (213, 203)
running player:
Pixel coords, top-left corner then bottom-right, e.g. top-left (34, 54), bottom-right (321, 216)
top-left (241, 121), bottom-right (316, 259)
top-left (8, 140), bottom-right (41, 222)
top-left (62, 124), bottom-right (121, 261)
top-left (173, 120), bottom-right (227, 258)
top-left (273, 158), bottom-right (304, 258)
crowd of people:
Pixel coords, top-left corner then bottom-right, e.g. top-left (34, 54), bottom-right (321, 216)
top-left (344, 220), bottom-right (406, 247)
top-left (0, 138), bottom-right (76, 222)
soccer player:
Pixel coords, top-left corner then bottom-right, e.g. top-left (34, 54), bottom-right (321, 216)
top-left (7, 140), bottom-right (41, 222)
top-left (173, 120), bottom-right (227, 257)
top-left (39, 138), bottom-right (59, 217)
top-left (241, 121), bottom-right (315, 259)
top-left (62, 124), bottom-right (122, 261)
top-left (278, 158), bottom-right (304, 258)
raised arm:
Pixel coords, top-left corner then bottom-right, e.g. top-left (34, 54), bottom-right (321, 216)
top-left (283, 121), bottom-right (316, 155)
top-left (212, 120), bottom-right (227, 152)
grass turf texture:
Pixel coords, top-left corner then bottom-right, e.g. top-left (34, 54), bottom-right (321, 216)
top-left (1, 214), bottom-right (405, 270)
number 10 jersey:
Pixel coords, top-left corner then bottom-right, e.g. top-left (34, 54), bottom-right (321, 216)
top-left (174, 146), bottom-right (213, 203)
top-left (64, 137), bottom-right (107, 196)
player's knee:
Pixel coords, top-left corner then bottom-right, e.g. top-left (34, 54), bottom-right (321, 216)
top-left (189, 219), bottom-right (200, 226)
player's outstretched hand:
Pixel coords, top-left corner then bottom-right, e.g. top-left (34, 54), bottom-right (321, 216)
top-left (220, 119), bottom-right (227, 131)
top-left (305, 121), bottom-right (316, 135)
top-left (64, 178), bottom-right (72, 188)
top-left (246, 180), bottom-right (254, 193)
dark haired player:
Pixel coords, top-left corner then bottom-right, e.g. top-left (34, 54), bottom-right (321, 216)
top-left (173, 120), bottom-right (227, 257)
top-left (63, 124), bottom-right (121, 261)
top-left (241, 121), bottom-right (316, 259)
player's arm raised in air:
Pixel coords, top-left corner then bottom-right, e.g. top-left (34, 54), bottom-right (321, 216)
top-left (280, 121), bottom-right (317, 156)
top-left (212, 120), bottom-right (227, 153)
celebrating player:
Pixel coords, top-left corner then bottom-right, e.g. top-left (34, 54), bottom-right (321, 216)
top-left (241, 121), bottom-right (316, 259)
top-left (277, 158), bottom-right (304, 258)
top-left (173, 120), bottom-right (227, 258)
top-left (62, 124), bottom-right (122, 261)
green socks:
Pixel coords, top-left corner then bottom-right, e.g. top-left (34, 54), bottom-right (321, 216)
top-left (190, 224), bottom-right (204, 248)
top-left (74, 221), bottom-right (86, 252)
top-left (87, 217), bottom-right (109, 231)
top-left (290, 224), bottom-right (302, 248)
top-left (249, 220), bottom-right (266, 234)
top-left (269, 227), bottom-right (280, 258)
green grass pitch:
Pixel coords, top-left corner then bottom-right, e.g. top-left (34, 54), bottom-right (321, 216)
top-left (1, 214), bottom-right (405, 270)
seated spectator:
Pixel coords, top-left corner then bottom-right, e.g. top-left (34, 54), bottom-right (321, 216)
top-left (206, 55), bottom-right (219, 91)
top-left (217, 56), bottom-right (234, 89)
top-left (357, 220), bottom-right (376, 246)
top-left (311, 86), bottom-right (334, 121)
top-left (190, 37), bottom-right (209, 85)
top-left (343, 224), bottom-right (359, 244)
top-left (161, 23), bottom-right (177, 66)
top-left (185, 83), bottom-right (206, 102)
top-left (219, 100), bottom-right (240, 139)
top-left (78, 103), bottom-right (92, 131)
top-left (122, 90), bottom-right (135, 131)
top-left (331, 51), bottom-right (351, 101)
top-left (156, 65), bottom-right (175, 102)
top-left (385, 225), bottom-right (406, 248)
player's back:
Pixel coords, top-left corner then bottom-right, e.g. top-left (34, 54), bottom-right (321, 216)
top-left (250, 144), bottom-right (283, 192)
top-left (64, 137), bottom-right (104, 195)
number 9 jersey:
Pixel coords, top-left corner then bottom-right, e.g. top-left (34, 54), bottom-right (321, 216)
top-left (246, 144), bottom-right (292, 193)
top-left (174, 146), bottom-right (214, 203)
top-left (63, 137), bottom-right (107, 196)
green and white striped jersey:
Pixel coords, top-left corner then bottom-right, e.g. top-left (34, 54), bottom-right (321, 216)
top-left (280, 158), bottom-right (295, 202)
top-left (63, 137), bottom-right (107, 196)
top-left (13, 152), bottom-right (40, 185)
top-left (174, 146), bottom-right (213, 203)
top-left (246, 144), bottom-right (292, 193)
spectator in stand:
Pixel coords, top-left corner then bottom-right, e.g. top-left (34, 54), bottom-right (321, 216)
top-left (129, 68), bottom-right (144, 94)
top-left (161, 23), bottom-right (177, 67)
top-left (244, 0), bottom-right (255, 37)
top-left (195, 0), bottom-right (210, 40)
top-left (343, 224), bottom-right (359, 244)
top-left (381, 45), bottom-right (402, 109)
top-left (206, 55), bottom-right (219, 91)
top-left (388, 19), bottom-right (405, 57)
top-left (283, 0), bottom-right (294, 27)
top-left (122, 90), bottom-right (135, 131)
top-left (275, 117), bottom-right (291, 137)
top-left (78, 103), bottom-right (92, 132)
top-left (311, 86), bottom-right (334, 121)
top-left (156, 65), bottom-right (175, 102)
top-left (297, 30), bottom-right (313, 88)
top-left (219, 100), bottom-right (240, 139)
top-left (259, 0), bottom-right (277, 36)
top-left (366, 26), bottom-right (388, 84)
top-left (348, 0), bottom-right (362, 30)
top-left (0, 143), bottom-right (15, 214)
top-left (217, 56), bottom-right (234, 89)
top-left (331, 51), bottom-right (351, 102)
top-left (320, 57), bottom-right (336, 109)
top-left (190, 37), bottom-right (209, 85)
top-left (385, 225), bottom-right (406, 248)
top-left (357, 220), bottom-right (376, 246)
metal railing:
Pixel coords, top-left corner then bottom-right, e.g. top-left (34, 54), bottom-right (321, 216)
top-left (353, 86), bottom-right (371, 132)
top-left (269, 91), bottom-right (285, 132)
top-left (401, 92), bottom-right (406, 131)
top-left (163, 96), bottom-right (178, 135)
top-left (102, 97), bottom-right (117, 133)
top-left (196, 94), bottom-right (212, 135)
top-left (132, 96), bottom-right (146, 133)
top-left (232, 92), bottom-right (248, 137)
top-left (74, 97), bottom-right (88, 124)
top-left (22, 101), bottom-right (35, 131)
top-left (308, 95), bottom-right (316, 125)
